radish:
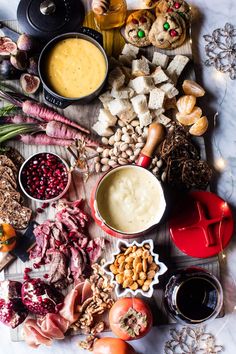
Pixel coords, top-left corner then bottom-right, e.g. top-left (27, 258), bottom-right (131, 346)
top-left (22, 100), bottom-right (90, 134)
top-left (4, 115), bottom-right (41, 124)
top-left (45, 121), bottom-right (99, 147)
top-left (20, 134), bottom-right (74, 146)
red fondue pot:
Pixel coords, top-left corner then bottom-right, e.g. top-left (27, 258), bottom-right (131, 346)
top-left (90, 123), bottom-right (166, 239)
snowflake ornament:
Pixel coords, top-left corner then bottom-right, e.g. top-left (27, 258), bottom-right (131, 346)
top-left (204, 23), bottom-right (236, 80)
top-left (164, 326), bottom-right (224, 354)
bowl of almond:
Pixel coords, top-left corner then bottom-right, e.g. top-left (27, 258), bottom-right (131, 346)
top-left (103, 239), bottom-right (167, 298)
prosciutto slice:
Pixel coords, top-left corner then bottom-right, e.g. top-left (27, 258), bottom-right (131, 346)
top-left (22, 319), bottom-right (52, 348)
top-left (59, 281), bottom-right (85, 324)
top-left (37, 313), bottom-right (69, 339)
top-left (23, 280), bottom-right (93, 347)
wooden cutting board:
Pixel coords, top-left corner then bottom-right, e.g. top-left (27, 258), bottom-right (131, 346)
top-left (1, 3), bottom-right (221, 341)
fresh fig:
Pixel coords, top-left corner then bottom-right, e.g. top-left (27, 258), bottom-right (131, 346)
top-left (0, 37), bottom-right (17, 56)
top-left (20, 73), bottom-right (40, 94)
top-left (0, 280), bottom-right (28, 328)
top-left (17, 33), bottom-right (36, 52)
top-left (0, 58), bottom-right (21, 80)
top-left (10, 50), bottom-right (28, 70)
top-left (27, 56), bottom-right (38, 75)
top-left (21, 278), bottom-right (64, 315)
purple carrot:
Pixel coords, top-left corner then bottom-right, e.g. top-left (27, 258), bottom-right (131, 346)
top-left (4, 115), bottom-right (41, 124)
top-left (22, 100), bottom-right (90, 134)
top-left (45, 121), bottom-right (100, 147)
top-left (20, 133), bottom-right (74, 146)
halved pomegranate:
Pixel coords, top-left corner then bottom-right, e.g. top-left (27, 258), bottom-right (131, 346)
top-left (0, 280), bottom-right (28, 328)
top-left (21, 278), bottom-right (64, 315)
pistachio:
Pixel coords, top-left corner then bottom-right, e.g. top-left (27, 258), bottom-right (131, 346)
top-left (100, 157), bottom-right (109, 165)
top-left (118, 157), bottom-right (128, 165)
top-left (101, 165), bottom-right (110, 172)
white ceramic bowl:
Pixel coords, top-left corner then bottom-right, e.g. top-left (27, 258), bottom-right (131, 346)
top-left (103, 239), bottom-right (168, 298)
top-left (19, 152), bottom-right (71, 203)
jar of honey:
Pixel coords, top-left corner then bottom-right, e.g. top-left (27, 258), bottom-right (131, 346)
top-left (92, 0), bottom-right (127, 30)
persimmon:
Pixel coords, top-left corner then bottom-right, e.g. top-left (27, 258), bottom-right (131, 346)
top-left (0, 224), bottom-right (17, 252)
top-left (109, 297), bottom-right (153, 341)
top-left (93, 338), bottom-right (136, 354)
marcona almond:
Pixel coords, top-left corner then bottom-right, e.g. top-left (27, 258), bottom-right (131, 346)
top-left (115, 274), bottom-right (123, 284)
top-left (139, 272), bottom-right (147, 280)
top-left (142, 259), bottom-right (148, 272)
top-left (124, 269), bottom-right (134, 277)
top-left (137, 279), bottom-right (144, 286)
top-left (182, 80), bottom-right (205, 97)
top-left (176, 95), bottom-right (196, 114)
top-left (130, 282), bottom-right (138, 291)
top-left (123, 278), bottom-right (133, 288)
top-left (147, 270), bottom-right (156, 279)
top-left (149, 262), bottom-right (159, 271)
top-left (110, 264), bottom-right (118, 274)
top-left (119, 262), bottom-right (125, 272)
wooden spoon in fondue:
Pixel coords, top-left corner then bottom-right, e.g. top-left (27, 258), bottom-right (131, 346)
top-left (136, 122), bottom-right (165, 168)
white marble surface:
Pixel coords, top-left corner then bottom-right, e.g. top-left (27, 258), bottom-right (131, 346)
top-left (0, 0), bottom-right (236, 353)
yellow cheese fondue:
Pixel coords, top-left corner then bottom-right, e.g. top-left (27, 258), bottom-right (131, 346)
top-left (45, 38), bottom-right (107, 98)
top-left (96, 166), bottom-right (163, 233)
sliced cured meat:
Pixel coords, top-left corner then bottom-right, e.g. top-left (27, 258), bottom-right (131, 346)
top-left (81, 279), bottom-right (93, 304)
top-left (30, 199), bottom-right (103, 288)
top-left (59, 282), bottom-right (85, 324)
top-left (37, 313), bottom-right (69, 339)
top-left (22, 319), bottom-right (52, 348)
top-left (86, 238), bottom-right (104, 264)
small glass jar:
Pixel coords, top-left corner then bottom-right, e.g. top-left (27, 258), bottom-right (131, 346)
top-left (164, 267), bottom-right (223, 325)
top-left (93, 0), bottom-right (127, 30)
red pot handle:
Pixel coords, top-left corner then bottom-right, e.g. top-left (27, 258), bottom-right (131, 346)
top-left (136, 122), bottom-right (165, 169)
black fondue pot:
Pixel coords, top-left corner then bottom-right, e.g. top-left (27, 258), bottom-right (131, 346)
top-left (38, 28), bottom-right (109, 108)
top-left (17, 0), bottom-right (85, 39)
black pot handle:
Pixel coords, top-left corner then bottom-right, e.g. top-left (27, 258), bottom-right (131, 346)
top-left (76, 26), bottom-right (103, 46)
top-left (43, 88), bottom-right (70, 109)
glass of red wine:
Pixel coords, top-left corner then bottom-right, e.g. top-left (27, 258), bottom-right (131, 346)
top-left (164, 267), bottom-right (223, 324)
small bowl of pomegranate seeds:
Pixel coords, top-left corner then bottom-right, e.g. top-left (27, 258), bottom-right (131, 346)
top-left (19, 152), bottom-right (71, 203)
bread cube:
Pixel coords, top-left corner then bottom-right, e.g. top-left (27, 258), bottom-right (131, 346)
top-left (152, 67), bottom-right (169, 85)
top-left (132, 58), bottom-right (150, 77)
top-left (92, 122), bottom-right (114, 137)
top-left (97, 108), bottom-right (117, 127)
top-left (131, 94), bottom-right (148, 115)
top-left (122, 43), bottom-right (139, 58)
top-left (159, 83), bottom-right (179, 99)
top-left (118, 107), bottom-right (137, 123)
top-left (148, 88), bottom-right (165, 110)
top-left (108, 67), bottom-right (125, 90)
top-left (166, 55), bottom-right (190, 82)
top-left (153, 113), bottom-right (171, 126)
top-left (129, 76), bottom-right (154, 94)
top-left (111, 87), bottom-right (135, 99)
top-left (152, 52), bottom-right (169, 69)
top-left (107, 99), bottom-right (132, 116)
top-left (138, 110), bottom-right (153, 128)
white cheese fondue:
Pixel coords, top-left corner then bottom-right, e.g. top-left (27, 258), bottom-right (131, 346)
top-left (96, 166), bottom-right (164, 233)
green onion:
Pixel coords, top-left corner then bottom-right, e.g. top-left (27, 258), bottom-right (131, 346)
top-left (0, 123), bottom-right (41, 143)
top-left (0, 104), bottom-right (18, 117)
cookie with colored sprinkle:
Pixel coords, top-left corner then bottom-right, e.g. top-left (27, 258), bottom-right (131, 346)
top-left (125, 10), bottom-right (155, 47)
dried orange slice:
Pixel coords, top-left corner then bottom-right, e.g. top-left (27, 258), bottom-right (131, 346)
top-left (176, 106), bottom-right (202, 126)
top-left (189, 116), bottom-right (208, 136)
top-left (182, 80), bottom-right (205, 97)
top-left (176, 95), bottom-right (196, 114)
